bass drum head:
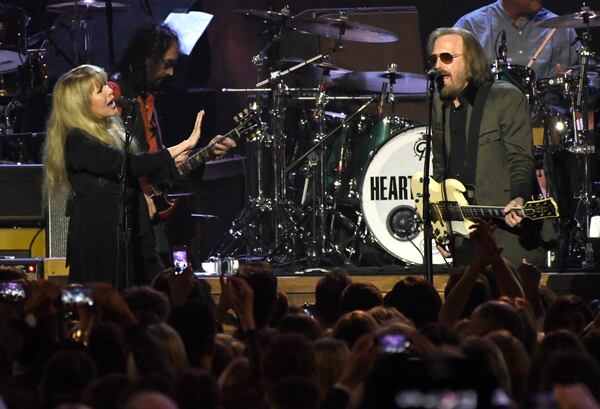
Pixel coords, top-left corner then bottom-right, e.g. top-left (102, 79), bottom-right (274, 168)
top-left (360, 125), bottom-right (447, 265)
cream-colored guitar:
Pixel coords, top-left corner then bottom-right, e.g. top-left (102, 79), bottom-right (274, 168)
top-left (411, 171), bottom-right (559, 245)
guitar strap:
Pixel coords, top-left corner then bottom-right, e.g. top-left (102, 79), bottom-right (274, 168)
top-left (463, 83), bottom-right (492, 201)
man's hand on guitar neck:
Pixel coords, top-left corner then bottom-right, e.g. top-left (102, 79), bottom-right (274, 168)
top-left (503, 197), bottom-right (524, 227)
top-left (209, 134), bottom-right (236, 158)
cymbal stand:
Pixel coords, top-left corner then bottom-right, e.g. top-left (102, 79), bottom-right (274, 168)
top-left (69, 1), bottom-right (93, 64)
top-left (567, 5), bottom-right (597, 267)
top-left (304, 69), bottom-right (331, 262)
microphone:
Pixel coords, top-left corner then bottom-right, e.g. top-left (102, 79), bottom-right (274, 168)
top-left (426, 67), bottom-right (442, 79)
top-left (498, 30), bottom-right (508, 62)
top-left (115, 96), bottom-right (137, 107)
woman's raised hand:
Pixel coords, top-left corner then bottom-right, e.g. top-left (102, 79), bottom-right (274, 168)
top-left (186, 110), bottom-right (205, 150)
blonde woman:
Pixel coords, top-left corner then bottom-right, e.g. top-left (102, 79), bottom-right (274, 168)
top-left (44, 64), bottom-right (203, 288)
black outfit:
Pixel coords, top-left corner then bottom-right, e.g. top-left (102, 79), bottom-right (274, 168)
top-left (432, 81), bottom-right (547, 267)
top-left (65, 129), bottom-right (178, 288)
top-left (109, 75), bottom-right (176, 270)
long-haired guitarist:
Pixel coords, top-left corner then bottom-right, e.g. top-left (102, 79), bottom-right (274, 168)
top-left (108, 23), bottom-right (236, 277)
top-left (427, 27), bottom-right (547, 267)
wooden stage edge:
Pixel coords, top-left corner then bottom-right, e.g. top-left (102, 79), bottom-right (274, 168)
top-left (27, 257), bottom-right (596, 307)
top-left (202, 271), bottom-right (558, 306)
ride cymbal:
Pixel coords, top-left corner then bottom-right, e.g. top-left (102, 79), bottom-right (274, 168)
top-left (288, 16), bottom-right (398, 43)
top-left (534, 8), bottom-right (600, 29)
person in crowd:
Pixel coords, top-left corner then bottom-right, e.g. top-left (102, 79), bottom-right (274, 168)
top-left (383, 277), bottom-right (442, 329)
top-left (314, 268), bottom-right (352, 330)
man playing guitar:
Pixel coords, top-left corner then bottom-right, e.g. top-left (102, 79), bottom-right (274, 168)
top-left (109, 23), bottom-right (236, 276)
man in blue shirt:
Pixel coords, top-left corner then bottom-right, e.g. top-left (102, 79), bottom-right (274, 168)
top-left (455, 0), bottom-right (579, 80)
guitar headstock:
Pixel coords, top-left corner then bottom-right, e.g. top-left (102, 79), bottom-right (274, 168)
top-left (522, 197), bottom-right (560, 220)
top-left (232, 103), bottom-right (262, 141)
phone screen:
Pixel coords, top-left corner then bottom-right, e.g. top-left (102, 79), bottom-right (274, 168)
top-left (172, 247), bottom-right (188, 274)
top-left (61, 287), bottom-right (94, 306)
top-left (379, 334), bottom-right (411, 354)
top-left (0, 281), bottom-right (26, 301)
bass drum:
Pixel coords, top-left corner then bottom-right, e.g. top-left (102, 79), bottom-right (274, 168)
top-left (360, 126), bottom-right (447, 265)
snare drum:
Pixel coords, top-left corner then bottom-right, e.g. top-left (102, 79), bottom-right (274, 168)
top-left (360, 126), bottom-right (447, 265)
top-left (0, 5), bottom-right (28, 73)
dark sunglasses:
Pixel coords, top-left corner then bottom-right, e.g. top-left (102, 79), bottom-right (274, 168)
top-left (427, 52), bottom-right (462, 66)
top-left (162, 59), bottom-right (178, 70)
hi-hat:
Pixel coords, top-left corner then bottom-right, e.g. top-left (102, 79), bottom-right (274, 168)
top-left (534, 9), bottom-right (600, 29)
top-left (334, 71), bottom-right (428, 94)
top-left (288, 16), bottom-right (398, 43)
top-left (47, 0), bottom-right (130, 13)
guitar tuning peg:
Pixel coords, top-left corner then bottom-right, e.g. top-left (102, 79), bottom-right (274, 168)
top-left (243, 108), bottom-right (248, 115)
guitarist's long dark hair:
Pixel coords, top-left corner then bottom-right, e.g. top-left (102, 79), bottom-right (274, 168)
top-left (115, 23), bottom-right (179, 94)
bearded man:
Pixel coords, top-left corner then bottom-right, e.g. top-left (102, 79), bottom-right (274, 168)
top-left (428, 27), bottom-right (545, 266)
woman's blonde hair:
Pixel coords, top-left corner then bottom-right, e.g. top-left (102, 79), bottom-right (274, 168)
top-left (43, 64), bottom-right (124, 196)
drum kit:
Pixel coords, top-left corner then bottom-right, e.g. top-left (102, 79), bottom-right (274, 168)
top-left (210, 5), bottom-right (600, 269)
top-left (210, 7), bottom-right (439, 267)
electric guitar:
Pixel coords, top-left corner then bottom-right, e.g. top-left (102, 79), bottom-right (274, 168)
top-left (410, 171), bottom-right (559, 245)
top-left (142, 107), bottom-right (261, 220)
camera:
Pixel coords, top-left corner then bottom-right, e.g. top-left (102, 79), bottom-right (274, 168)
top-left (172, 246), bottom-right (189, 274)
top-left (61, 286), bottom-right (94, 306)
top-left (0, 281), bottom-right (26, 301)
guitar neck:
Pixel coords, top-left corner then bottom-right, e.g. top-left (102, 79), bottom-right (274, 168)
top-left (433, 203), bottom-right (517, 221)
top-left (460, 205), bottom-right (513, 219)
top-left (177, 127), bottom-right (240, 177)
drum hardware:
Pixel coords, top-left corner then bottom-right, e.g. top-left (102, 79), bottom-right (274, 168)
top-left (533, 4), bottom-right (599, 267)
top-left (47, 0), bottom-right (130, 65)
top-left (287, 94), bottom-right (377, 264)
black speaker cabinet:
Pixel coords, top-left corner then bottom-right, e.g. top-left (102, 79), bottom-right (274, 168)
top-left (0, 164), bottom-right (44, 224)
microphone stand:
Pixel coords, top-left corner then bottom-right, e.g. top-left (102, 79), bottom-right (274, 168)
top-left (115, 106), bottom-right (135, 290)
top-left (422, 76), bottom-right (437, 284)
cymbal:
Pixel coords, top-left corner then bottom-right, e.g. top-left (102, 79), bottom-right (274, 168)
top-left (288, 16), bottom-right (398, 43)
top-left (47, 0), bottom-right (130, 13)
top-left (275, 57), bottom-right (350, 74)
top-left (334, 71), bottom-right (428, 94)
top-left (233, 9), bottom-right (289, 23)
top-left (534, 9), bottom-right (600, 29)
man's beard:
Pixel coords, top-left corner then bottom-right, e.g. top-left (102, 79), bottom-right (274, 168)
top-left (439, 71), bottom-right (469, 99)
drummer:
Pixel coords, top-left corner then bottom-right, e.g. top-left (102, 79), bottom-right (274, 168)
top-left (454, 0), bottom-right (579, 79)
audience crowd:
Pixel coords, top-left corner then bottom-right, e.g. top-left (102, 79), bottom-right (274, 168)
top-left (0, 220), bottom-right (599, 409)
